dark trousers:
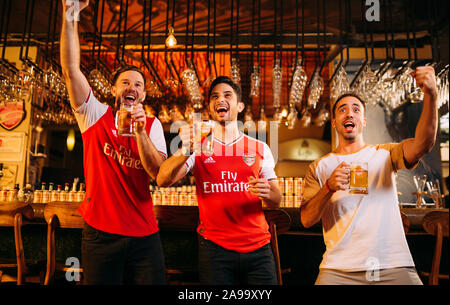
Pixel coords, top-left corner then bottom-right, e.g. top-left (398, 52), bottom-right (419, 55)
top-left (198, 235), bottom-right (277, 285)
top-left (81, 223), bottom-right (166, 285)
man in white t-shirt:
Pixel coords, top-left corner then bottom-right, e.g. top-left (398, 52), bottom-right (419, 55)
top-left (60, 0), bottom-right (166, 284)
top-left (301, 66), bottom-right (438, 285)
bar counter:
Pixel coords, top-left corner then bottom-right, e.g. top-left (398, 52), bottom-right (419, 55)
top-left (0, 200), bottom-right (446, 232)
top-left (0, 201), bottom-right (447, 284)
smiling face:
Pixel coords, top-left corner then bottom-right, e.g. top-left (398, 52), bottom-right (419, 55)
top-left (111, 70), bottom-right (146, 107)
top-left (331, 96), bottom-right (367, 142)
top-left (208, 82), bottom-right (244, 124)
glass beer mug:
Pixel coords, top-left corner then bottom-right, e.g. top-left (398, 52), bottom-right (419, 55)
top-left (194, 121), bottom-right (215, 156)
top-left (116, 103), bottom-right (134, 136)
top-left (349, 162), bottom-right (368, 194)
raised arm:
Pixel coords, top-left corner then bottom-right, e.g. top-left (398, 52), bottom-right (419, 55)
top-left (60, 0), bottom-right (91, 110)
top-left (403, 66), bottom-right (439, 166)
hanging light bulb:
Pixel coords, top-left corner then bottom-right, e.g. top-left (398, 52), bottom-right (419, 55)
top-left (66, 128), bottom-right (75, 151)
top-left (165, 26), bottom-right (177, 48)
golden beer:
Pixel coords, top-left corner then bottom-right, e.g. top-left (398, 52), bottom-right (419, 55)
top-left (349, 162), bottom-right (368, 194)
top-left (118, 104), bottom-right (134, 136)
top-left (194, 121), bottom-right (215, 155)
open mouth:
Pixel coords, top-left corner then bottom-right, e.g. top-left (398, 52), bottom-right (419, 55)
top-left (215, 105), bottom-right (229, 116)
top-left (124, 94), bottom-right (137, 103)
top-left (343, 121), bottom-right (355, 131)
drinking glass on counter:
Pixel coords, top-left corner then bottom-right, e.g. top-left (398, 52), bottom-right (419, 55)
top-left (427, 179), bottom-right (444, 209)
top-left (413, 175), bottom-right (427, 208)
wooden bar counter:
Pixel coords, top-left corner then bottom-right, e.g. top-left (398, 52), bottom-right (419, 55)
top-left (0, 201), bottom-right (446, 233)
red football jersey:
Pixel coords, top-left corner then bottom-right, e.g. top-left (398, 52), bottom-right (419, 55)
top-left (187, 134), bottom-right (277, 253)
top-left (75, 91), bottom-right (166, 237)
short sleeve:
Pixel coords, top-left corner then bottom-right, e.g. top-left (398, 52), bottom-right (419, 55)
top-left (149, 118), bottom-right (167, 159)
top-left (377, 141), bottom-right (418, 171)
top-left (185, 154), bottom-right (195, 174)
top-left (302, 161), bottom-right (322, 204)
top-left (259, 143), bottom-right (277, 181)
top-left (73, 88), bottom-right (108, 133)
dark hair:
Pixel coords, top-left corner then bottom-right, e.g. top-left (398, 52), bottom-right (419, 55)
top-left (111, 65), bottom-right (146, 86)
top-left (208, 76), bottom-right (242, 103)
top-left (332, 92), bottom-right (366, 117)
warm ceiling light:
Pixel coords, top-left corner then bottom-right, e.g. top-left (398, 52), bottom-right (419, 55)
top-left (67, 128), bottom-right (75, 151)
top-left (281, 108), bottom-right (288, 118)
top-left (165, 26), bottom-right (177, 48)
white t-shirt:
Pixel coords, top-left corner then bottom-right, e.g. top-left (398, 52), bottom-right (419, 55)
top-left (303, 143), bottom-right (416, 271)
top-left (73, 89), bottom-right (167, 158)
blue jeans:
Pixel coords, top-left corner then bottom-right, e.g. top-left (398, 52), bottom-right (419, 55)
top-left (198, 235), bottom-right (277, 285)
top-left (81, 223), bottom-right (166, 285)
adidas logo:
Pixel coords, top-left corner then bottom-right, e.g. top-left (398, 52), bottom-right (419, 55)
top-left (204, 156), bottom-right (216, 164)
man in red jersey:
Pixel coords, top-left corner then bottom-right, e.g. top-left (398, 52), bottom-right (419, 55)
top-left (157, 76), bottom-right (282, 284)
top-left (60, 0), bottom-right (166, 284)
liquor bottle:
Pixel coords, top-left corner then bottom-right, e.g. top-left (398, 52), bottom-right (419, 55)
top-left (42, 182), bottom-right (50, 204)
top-left (8, 184), bottom-right (19, 202)
top-left (51, 184), bottom-right (60, 202)
top-left (68, 182), bottom-right (77, 203)
top-left (33, 184), bottom-right (42, 203)
top-left (56, 185), bottom-right (63, 202)
top-left (76, 183), bottom-right (85, 202)
top-left (0, 187), bottom-right (7, 201)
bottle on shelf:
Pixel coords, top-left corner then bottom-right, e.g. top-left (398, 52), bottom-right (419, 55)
top-left (76, 183), bottom-right (85, 202)
top-left (58, 183), bottom-right (70, 202)
top-left (42, 182), bottom-right (50, 204)
top-left (7, 184), bottom-right (20, 202)
top-left (68, 179), bottom-right (78, 202)
top-left (0, 187), bottom-right (7, 202)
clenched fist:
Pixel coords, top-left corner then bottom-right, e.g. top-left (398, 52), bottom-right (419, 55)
top-left (412, 66), bottom-right (438, 97)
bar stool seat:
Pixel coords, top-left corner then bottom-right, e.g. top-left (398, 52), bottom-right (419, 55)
top-left (264, 208), bottom-right (292, 285)
top-left (0, 203), bottom-right (46, 285)
top-left (43, 202), bottom-right (85, 285)
top-left (420, 210), bottom-right (449, 285)
top-left (400, 211), bottom-right (410, 233)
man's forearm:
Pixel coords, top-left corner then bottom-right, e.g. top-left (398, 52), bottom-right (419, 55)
top-left (403, 91), bottom-right (438, 166)
top-left (300, 185), bottom-right (333, 228)
top-left (60, 4), bottom-right (90, 109)
top-left (156, 149), bottom-right (190, 187)
top-left (136, 131), bottom-right (164, 180)
top-left (414, 91), bottom-right (438, 152)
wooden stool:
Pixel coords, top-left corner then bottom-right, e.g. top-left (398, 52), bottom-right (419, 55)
top-left (400, 211), bottom-right (410, 234)
top-left (420, 210), bottom-right (449, 285)
top-left (264, 209), bottom-right (292, 285)
top-left (0, 203), bottom-right (45, 284)
top-left (44, 202), bottom-right (85, 285)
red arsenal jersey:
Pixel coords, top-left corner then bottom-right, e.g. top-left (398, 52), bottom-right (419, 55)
top-left (186, 133), bottom-right (277, 253)
top-left (75, 90), bottom-right (166, 236)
